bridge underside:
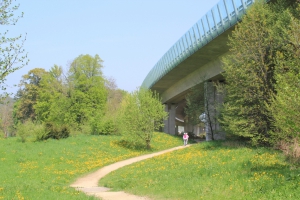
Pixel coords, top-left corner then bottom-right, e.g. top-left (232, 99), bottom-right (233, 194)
top-left (156, 27), bottom-right (233, 138)
top-left (148, 0), bottom-right (275, 138)
top-left (151, 26), bottom-right (233, 105)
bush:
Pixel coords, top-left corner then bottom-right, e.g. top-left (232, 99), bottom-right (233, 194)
top-left (68, 124), bottom-right (92, 136)
top-left (40, 122), bottom-right (70, 140)
top-left (16, 121), bottom-right (34, 143)
top-left (33, 123), bottom-right (47, 141)
top-left (90, 119), bottom-right (117, 135)
top-left (276, 138), bottom-right (300, 164)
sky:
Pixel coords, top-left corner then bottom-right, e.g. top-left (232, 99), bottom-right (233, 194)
top-left (4, 0), bottom-right (220, 94)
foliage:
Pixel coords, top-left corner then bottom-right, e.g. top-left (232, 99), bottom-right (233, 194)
top-left (34, 65), bottom-right (71, 125)
top-left (15, 120), bottom-right (46, 142)
top-left (105, 77), bottom-right (126, 118)
top-left (276, 139), bottom-right (300, 164)
top-left (0, 96), bottom-right (14, 137)
top-left (100, 141), bottom-right (300, 200)
top-left (67, 54), bottom-right (107, 126)
top-left (14, 68), bottom-right (47, 123)
top-left (15, 54), bottom-right (108, 131)
top-left (90, 116), bottom-right (117, 135)
top-left (31, 122), bottom-right (46, 141)
top-left (0, 0), bottom-right (28, 93)
top-left (16, 120), bottom-right (34, 143)
top-left (219, 1), bottom-right (298, 145)
top-left (185, 80), bottom-right (223, 140)
top-left (268, 15), bottom-right (300, 141)
top-left (0, 132), bottom-right (182, 199)
top-left (266, 10), bottom-right (300, 160)
top-left (40, 122), bottom-right (69, 140)
top-left (119, 88), bottom-right (167, 149)
top-left (184, 83), bottom-right (204, 126)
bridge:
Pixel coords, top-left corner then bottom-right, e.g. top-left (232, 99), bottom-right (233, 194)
top-left (142, 0), bottom-right (259, 140)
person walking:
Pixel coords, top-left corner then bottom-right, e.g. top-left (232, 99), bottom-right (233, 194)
top-left (183, 132), bottom-right (189, 146)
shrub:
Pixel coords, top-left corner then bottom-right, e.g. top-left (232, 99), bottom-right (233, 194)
top-left (16, 121), bottom-right (35, 142)
top-left (90, 119), bottom-right (117, 135)
top-left (187, 132), bottom-right (196, 139)
top-left (276, 138), bottom-right (300, 164)
top-left (33, 123), bottom-right (47, 141)
top-left (41, 122), bottom-right (70, 140)
top-left (69, 124), bottom-right (92, 136)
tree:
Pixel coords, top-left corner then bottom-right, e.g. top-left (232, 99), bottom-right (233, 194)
top-left (269, 13), bottom-right (300, 144)
top-left (119, 88), bottom-right (167, 149)
top-left (185, 81), bottom-right (223, 141)
top-left (34, 65), bottom-right (70, 125)
top-left (220, 0), bottom-right (299, 145)
top-left (88, 77), bottom-right (126, 135)
top-left (0, 0), bottom-right (28, 93)
top-left (105, 77), bottom-right (126, 118)
top-left (67, 54), bottom-right (107, 126)
top-left (185, 83), bottom-right (204, 127)
top-left (0, 96), bottom-right (14, 137)
top-left (14, 68), bottom-right (47, 122)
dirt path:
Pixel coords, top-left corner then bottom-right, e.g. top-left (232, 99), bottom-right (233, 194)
top-left (70, 145), bottom-right (190, 200)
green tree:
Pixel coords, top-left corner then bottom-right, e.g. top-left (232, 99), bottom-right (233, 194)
top-left (67, 54), bottom-right (107, 126)
top-left (185, 83), bottom-right (204, 127)
top-left (220, 0), bottom-right (299, 145)
top-left (269, 13), bottom-right (300, 143)
top-left (34, 65), bottom-right (70, 125)
top-left (14, 68), bottom-right (47, 122)
top-left (0, 96), bottom-right (14, 137)
top-left (89, 77), bottom-right (126, 135)
top-left (105, 77), bottom-right (126, 118)
top-left (0, 0), bottom-right (28, 92)
top-left (119, 88), bottom-right (167, 149)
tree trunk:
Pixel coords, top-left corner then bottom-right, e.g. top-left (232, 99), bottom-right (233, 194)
top-left (146, 139), bottom-right (151, 149)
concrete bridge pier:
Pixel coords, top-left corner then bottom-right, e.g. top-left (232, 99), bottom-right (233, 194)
top-left (164, 104), bottom-right (176, 135)
top-left (184, 124), bottom-right (193, 133)
top-left (205, 82), bottom-right (225, 141)
top-left (184, 124), bottom-right (200, 135)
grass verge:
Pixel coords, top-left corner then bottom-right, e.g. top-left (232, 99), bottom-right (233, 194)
top-left (99, 140), bottom-right (300, 200)
top-left (0, 132), bottom-right (182, 199)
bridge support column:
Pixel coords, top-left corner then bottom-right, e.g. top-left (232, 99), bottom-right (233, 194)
top-left (193, 125), bottom-right (200, 136)
top-left (164, 105), bottom-right (169, 133)
top-left (164, 104), bottom-right (176, 135)
top-left (204, 82), bottom-right (225, 141)
top-left (184, 124), bottom-right (193, 133)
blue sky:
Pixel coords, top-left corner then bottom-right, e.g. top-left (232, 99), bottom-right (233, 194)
top-left (4, 0), bottom-right (220, 94)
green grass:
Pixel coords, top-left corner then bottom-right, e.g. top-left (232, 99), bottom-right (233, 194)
top-left (0, 132), bottom-right (182, 199)
top-left (99, 141), bottom-right (300, 200)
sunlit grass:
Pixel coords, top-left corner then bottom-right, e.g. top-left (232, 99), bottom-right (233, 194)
top-left (100, 141), bottom-right (300, 200)
top-left (0, 132), bottom-right (182, 199)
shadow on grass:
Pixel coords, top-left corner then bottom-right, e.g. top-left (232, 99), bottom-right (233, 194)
top-left (198, 138), bottom-right (300, 180)
top-left (112, 140), bottom-right (150, 151)
top-left (196, 134), bottom-right (252, 150)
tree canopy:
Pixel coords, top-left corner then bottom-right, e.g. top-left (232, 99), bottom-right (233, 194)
top-left (119, 88), bottom-right (167, 149)
top-left (0, 0), bottom-right (28, 93)
top-left (220, 0), bottom-right (300, 145)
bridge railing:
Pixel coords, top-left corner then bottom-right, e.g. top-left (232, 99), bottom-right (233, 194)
top-left (142, 0), bottom-right (257, 89)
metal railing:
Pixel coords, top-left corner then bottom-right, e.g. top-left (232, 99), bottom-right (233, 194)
top-left (142, 0), bottom-right (257, 89)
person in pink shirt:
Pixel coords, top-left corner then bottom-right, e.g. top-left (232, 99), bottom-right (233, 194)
top-left (183, 132), bottom-right (189, 146)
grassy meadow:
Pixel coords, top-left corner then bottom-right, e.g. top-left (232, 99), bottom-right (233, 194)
top-left (100, 141), bottom-right (300, 200)
top-left (0, 132), bottom-right (182, 199)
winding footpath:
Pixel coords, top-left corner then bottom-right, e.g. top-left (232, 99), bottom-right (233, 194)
top-left (70, 145), bottom-right (190, 200)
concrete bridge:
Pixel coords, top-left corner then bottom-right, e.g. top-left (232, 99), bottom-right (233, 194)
top-left (142, 0), bottom-right (260, 140)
